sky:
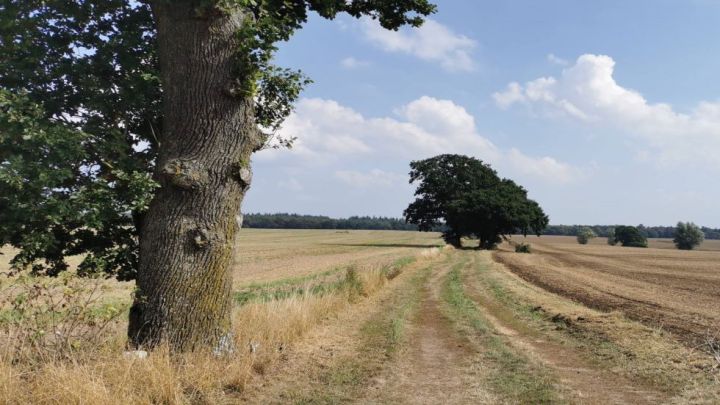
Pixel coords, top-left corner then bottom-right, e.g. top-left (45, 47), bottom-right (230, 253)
top-left (243, 0), bottom-right (720, 227)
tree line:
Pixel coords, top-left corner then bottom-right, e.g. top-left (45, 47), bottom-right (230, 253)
top-left (545, 225), bottom-right (720, 240)
top-left (244, 213), bottom-right (426, 231)
top-left (244, 215), bottom-right (720, 240)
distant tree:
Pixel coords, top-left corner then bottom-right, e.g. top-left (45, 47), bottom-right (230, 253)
top-left (607, 228), bottom-right (618, 246)
top-left (614, 226), bottom-right (648, 248)
top-left (673, 222), bottom-right (705, 250)
top-left (404, 154), bottom-right (549, 249)
top-left (576, 227), bottom-right (596, 245)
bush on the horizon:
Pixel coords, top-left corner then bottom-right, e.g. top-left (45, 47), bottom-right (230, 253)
top-left (576, 227), bottom-right (596, 245)
top-left (674, 222), bottom-right (705, 250)
top-left (614, 226), bottom-right (648, 248)
top-left (607, 228), bottom-right (618, 246)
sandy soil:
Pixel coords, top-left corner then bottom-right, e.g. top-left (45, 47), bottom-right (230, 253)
top-left (496, 236), bottom-right (720, 346)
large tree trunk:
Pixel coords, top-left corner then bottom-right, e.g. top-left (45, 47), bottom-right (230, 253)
top-left (128, 3), bottom-right (260, 352)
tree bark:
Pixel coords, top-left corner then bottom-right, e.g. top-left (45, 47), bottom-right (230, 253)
top-left (128, 3), bottom-right (260, 352)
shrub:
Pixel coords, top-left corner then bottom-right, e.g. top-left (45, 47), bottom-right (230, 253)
top-left (673, 221), bottom-right (705, 250)
top-left (515, 243), bottom-right (532, 253)
top-left (576, 227), bottom-right (596, 245)
top-left (607, 228), bottom-right (618, 246)
top-left (0, 274), bottom-right (128, 362)
top-left (614, 226), bottom-right (648, 248)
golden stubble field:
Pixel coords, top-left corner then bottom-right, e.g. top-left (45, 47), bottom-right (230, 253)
top-left (497, 235), bottom-right (720, 346)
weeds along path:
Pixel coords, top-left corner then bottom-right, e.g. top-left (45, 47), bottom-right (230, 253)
top-left (462, 251), bottom-right (667, 404)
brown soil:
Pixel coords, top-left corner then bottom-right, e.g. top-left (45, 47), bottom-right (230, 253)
top-left (463, 253), bottom-right (668, 404)
top-left (495, 237), bottom-right (720, 347)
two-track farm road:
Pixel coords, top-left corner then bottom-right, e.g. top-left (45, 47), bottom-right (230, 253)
top-left (244, 247), bottom-right (712, 404)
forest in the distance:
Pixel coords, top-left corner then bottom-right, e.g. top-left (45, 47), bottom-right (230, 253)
top-left (243, 213), bottom-right (720, 240)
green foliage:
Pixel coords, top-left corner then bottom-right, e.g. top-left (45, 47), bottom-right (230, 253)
top-left (614, 226), bottom-right (648, 248)
top-left (576, 227), bottom-right (596, 245)
top-left (543, 224), bottom-right (720, 240)
top-left (404, 154), bottom-right (549, 249)
top-left (0, 90), bottom-right (158, 279)
top-left (0, 0), bottom-right (436, 279)
top-left (607, 228), bottom-right (618, 246)
top-left (515, 243), bottom-right (532, 254)
top-left (673, 221), bottom-right (704, 250)
top-left (244, 213), bottom-right (428, 230)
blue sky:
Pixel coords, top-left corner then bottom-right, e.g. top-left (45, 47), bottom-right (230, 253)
top-left (244, 0), bottom-right (720, 227)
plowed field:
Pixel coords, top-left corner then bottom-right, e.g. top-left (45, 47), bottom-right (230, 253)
top-left (495, 236), bottom-right (720, 347)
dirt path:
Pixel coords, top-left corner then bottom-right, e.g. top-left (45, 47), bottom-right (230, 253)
top-left (241, 250), bottom-right (682, 404)
top-left (465, 253), bottom-right (669, 404)
top-left (365, 259), bottom-right (495, 404)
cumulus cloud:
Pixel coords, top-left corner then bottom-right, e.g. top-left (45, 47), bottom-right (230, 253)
top-left (335, 169), bottom-right (406, 188)
top-left (494, 54), bottom-right (720, 166)
top-left (360, 18), bottom-right (476, 72)
top-left (258, 96), bottom-right (580, 185)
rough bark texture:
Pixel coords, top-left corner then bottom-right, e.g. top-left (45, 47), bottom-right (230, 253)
top-left (128, 3), bottom-right (260, 352)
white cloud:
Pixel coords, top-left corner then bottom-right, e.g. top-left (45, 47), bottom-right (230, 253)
top-left (546, 53), bottom-right (568, 66)
top-left (360, 18), bottom-right (476, 72)
top-left (340, 57), bottom-right (370, 69)
top-left (257, 96), bottom-right (580, 185)
top-left (494, 54), bottom-right (720, 166)
top-left (506, 149), bottom-right (578, 184)
top-left (335, 169), bottom-right (406, 188)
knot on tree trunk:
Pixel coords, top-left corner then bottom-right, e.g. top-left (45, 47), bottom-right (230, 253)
top-left (232, 162), bottom-right (252, 189)
top-left (190, 227), bottom-right (211, 250)
top-left (161, 159), bottom-right (208, 190)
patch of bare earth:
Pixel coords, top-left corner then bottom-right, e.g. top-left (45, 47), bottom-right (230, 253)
top-left (464, 253), bottom-right (667, 404)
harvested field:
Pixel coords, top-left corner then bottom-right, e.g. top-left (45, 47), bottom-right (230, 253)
top-left (232, 229), bottom-right (443, 286)
top-left (496, 236), bottom-right (720, 347)
top-left (3, 231), bottom-right (719, 403)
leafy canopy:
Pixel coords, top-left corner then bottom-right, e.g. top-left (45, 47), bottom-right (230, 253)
top-left (404, 154), bottom-right (549, 249)
top-left (614, 225), bottom-right (648, 248)
top-left (673, 221), bottom-right (704, 250)
top-left (0, 0), bottom-right (436, 278)
top-left (576, 227), bottom-right (596, 245)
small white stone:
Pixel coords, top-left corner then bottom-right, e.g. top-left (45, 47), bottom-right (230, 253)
top-left (123, 350), bottom-right (148, 360)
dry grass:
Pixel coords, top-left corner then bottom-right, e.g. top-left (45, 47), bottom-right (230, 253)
top-left (0, 266), bottom-right (402, 404)
top-left (0, 230), bottom-right (442, 404)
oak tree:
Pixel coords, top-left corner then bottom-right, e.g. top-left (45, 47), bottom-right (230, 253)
top-left (0, 0), bottom-right (436, 352)
top-left (404, 154), bottom-right (549, 249)
top-left (614, 225), bottom-right (648, 248)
